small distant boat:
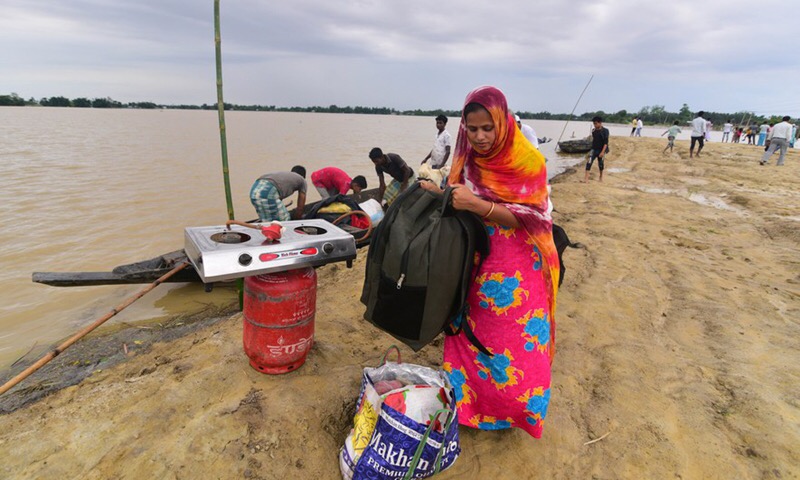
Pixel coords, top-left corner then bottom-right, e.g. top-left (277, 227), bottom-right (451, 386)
top-left (33, 188), bottom-right (383, 287)
top-left (557, 137), bottom-right (592, 153)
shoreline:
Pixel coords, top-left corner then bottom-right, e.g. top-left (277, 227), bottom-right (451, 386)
top-left (0, 303), bottom-right (239, 414)
top-left (1, 137), bottom-right (798, 479)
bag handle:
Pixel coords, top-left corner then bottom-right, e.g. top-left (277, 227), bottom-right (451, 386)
top-left (403, 407), bottom-right (455, 480)
top-left (380, 345), bottom-right (402, 365)
top-left (441, 185), bottom-right (456, 217)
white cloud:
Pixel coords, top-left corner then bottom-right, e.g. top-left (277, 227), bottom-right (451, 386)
top-left (1, 0), bottom-right (798, 115)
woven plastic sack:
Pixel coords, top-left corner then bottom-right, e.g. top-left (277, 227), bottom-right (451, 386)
top-left (339, 348), bottom-right (460, 480)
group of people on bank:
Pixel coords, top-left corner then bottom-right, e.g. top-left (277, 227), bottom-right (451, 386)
top-left (634, 111), bottom-right (797, 166)
top-left (247, 110), bottom-right (549, 222)
top-left (721, 119), bottom-right (798, 151)
top-left (685, 111), bottom-right (796, 164)
top-left (249, 166), bottom-right (368, 222)
top-left (247, 113), bottom-right (456, 222)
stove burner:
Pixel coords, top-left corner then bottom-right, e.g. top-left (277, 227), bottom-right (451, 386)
top-left (294, 226), bottom-right (327, 235)
top-left (211, 231), bottom-right (251, 244)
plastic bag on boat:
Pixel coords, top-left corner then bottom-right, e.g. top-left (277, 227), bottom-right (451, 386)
top-left (304, 195), bottom-right (362, 226)
top-left (418, 164), bottom-right (445, 189)
top-left (318, 202), bottom-right (353, 214)
top-left (358, 199), bottom-right (384, 225)
top-left (339, 348), bottom-right (460, 480)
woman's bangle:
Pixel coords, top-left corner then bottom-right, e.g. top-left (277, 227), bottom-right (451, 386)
top-left (482, 201), bottom-right (496, 219)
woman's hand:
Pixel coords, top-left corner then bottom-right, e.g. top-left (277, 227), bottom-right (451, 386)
top-left (448, 184), bottom-right (520, 228)
top-left (418, 179), bottom-right (443, 194)
top-left (450, 184), bottom-right (488, 215)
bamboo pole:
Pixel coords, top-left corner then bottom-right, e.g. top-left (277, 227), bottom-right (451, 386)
top-left (555, 74), bottom-right (594, 150)
top-left (215, 0), bottom-right (235, 221)
top-left (0, 262), bottom-right (190, 396)
top-left (737, 113), bottom-right (747, 129)
top-left (214, 1), bottom-right (244, 308)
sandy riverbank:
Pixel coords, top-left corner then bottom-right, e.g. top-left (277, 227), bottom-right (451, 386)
top-left (1, 137), bottom-right (798, 479)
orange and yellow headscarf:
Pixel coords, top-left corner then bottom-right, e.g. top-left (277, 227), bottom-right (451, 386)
top-left (449, 85), bottom-right (559, 357)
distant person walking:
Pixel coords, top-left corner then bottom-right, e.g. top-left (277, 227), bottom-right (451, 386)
top-left (689, 111), bottom-right (707, 158)
top-left (421, 114), bottom-right (452, 169)
top-left (763, 124), bottom-right (773, 150)
top-left (705, 120), bottom-right (713, 141)
top-left (661, 121), bottom-right (682, 154)
top-left (583, 116), bottom-right (609, 182)
top-left (747, 125), bottom-right (757, 145)
top-left (630, 117), bottom-right (638, 137)
top-left (722, 120), bottom-right (733, 142)
top-left (760, 116), bottom-right (792, 166)
top-left (635, 117), bottom-right (643, 137)
top-left (757, 122), bottom-right (769, 146)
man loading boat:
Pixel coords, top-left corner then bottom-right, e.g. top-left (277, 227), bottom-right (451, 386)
top-left (369, 147), bottom-right (413, 206)
top-left (310, 167), bottom-right (367, 199)
top-left (249, 165), bottom-right (308, 221)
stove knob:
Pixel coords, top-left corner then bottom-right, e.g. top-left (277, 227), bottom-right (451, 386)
top-left (322, 242), bottom-right (334, 254)
top-left (238, 253), bottom-right (252, 266)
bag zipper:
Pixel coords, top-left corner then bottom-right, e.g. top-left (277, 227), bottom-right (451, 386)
top-left (396, 246), bottom-right (411, 289)
top-left (396, 223), bottom-right (430, 289)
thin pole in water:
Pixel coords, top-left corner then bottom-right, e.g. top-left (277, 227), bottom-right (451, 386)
top-left (555, 74), bottom-right (594, 151)
top-left (0, 263), bottom-right (190, 396)
top-left (214, 1), bottom-right (244, 308)
top-left (215, 0), bottom-right (235, 221)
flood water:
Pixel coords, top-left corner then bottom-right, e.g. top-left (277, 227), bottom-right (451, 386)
top-left (0, 107), bottom-right (603, 367)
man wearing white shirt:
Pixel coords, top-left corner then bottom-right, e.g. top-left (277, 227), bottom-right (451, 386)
top-left (690, 111), bottom-right (707, 158)
top-left (722, 120), bottom-right (733, 142)
top-left (421, 115), bottom-right (452, 169)
top-left (635, 118), bottom-right (643, 137)
top-left (760, 116), bottom-right (793, 166)
top-left (515, 114), bottom-right (539, 149)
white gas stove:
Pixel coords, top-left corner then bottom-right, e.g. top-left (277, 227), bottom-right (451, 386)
top-left (184, 219), bottom-right (357, 283)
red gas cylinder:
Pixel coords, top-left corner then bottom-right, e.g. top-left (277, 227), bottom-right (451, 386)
top-left (243, 267), bottom-right (316, 374)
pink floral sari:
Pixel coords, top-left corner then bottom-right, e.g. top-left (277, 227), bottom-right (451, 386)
top-left (443, 86), bottom-right (557, 438)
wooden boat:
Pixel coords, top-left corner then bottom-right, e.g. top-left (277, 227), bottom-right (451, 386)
top-left (32, 250), bottom-right (202, 287)
top-left (557, 137), bottom-right (592, 153)
top-left (33, 188), bottom-right (383, 287)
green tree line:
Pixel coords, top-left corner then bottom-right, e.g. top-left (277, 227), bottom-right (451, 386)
top-left (515, 103), bottom-right (780, 128)
top-left (1, 92), bottom-right (784, 126)
top-left (0, 93), bottom-right (159, 109)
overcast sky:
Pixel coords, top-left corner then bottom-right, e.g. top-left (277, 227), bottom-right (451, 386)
top-left (2, 0), bottom-right (798, 115)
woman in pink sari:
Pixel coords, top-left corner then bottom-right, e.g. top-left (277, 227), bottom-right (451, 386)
top-left (420, 86), bottom-right (559, 438)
